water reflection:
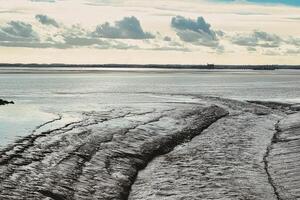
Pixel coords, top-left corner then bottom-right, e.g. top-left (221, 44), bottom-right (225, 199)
top-left (0, 104), bottom-right (56, 146)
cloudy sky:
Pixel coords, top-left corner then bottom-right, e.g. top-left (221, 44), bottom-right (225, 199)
top-left (0, 0), bottom-right (299, 64)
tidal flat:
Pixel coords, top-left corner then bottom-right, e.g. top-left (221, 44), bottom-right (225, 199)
top-left (0, 69), bottom-right (299, 199)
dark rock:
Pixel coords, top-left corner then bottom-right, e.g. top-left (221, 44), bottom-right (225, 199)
top-left (0, 99), bottom-right (14, 105)
top-left (291, 104), bottom-right (300, 111)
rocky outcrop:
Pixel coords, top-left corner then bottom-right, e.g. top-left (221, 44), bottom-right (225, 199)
top-left (0, 99), bottom-right (14, 105)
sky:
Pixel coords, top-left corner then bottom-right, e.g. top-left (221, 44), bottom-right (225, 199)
top-left (219, 0), bottom-right (300, 6)
top-left (0, 0), bottom-right (299, 64)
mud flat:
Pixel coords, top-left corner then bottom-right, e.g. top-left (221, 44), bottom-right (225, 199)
top-left (266, 112), bottom-right (300, 199)
top-left (0, 96), bottom-right (299, 200)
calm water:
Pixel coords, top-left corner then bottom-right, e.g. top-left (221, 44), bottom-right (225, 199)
top-left (1, 69), bottom-right (300, 146)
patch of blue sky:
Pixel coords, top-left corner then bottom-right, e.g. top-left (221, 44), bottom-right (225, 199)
top-left (215, 0), bottom-right (300, 6)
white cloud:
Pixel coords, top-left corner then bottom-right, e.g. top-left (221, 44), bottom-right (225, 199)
top-left (286, 37), bottom-right (300, 47)
top-left (231, 30), bottom-right (282, 48)
top-left (171, 16), bottom-right (219, 47)
top-left (36, 14), bottom-right (60, 27)
top-left (93, 16), bottom-right (154, 39)
top-left (0, 0), bottom-right (299, 64)
top-left (285, 48), bottom-right (300, 55)
top-left (0, 21), bottom-right (39, 42)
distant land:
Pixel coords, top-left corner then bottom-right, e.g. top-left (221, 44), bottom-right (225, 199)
top-left (0, 63), bottom-right (300, 70)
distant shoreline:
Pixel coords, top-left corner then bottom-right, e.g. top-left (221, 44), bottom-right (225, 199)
top-left (0, 63), bottom-right (300, 70)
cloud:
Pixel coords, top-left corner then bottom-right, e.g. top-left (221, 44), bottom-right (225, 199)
top-left (285, 48), bottom-right (300, 55)
top-left (171, 16), bottom-right (219, 47)
top-left (163, 36), bottom-right (172, 41)
top-left (286, 37), bottom-right (300, 47)
top-left (58, 24), bottom-right (137, 49)
top-left (247, 47), bottom-right (256, 51)
top-left (263, 49), bottom-right (280, 56)
top-left (0, 41), bottom-right (64, 48)
top-left (93, 16), bottom-right (154, 39)
top-left (0, 21), bottom-right (39, 42)
top-left (171, 16), bottom-right (216, 37)
top-left (63, 37), bottom-right (104, 47)
top-left (6, 16), bottom-right (292, 55)
top-left (35, 14), bottom-right (59, 27)
top-left (0, 20), bottom-right (138, 50)
top-left (62, 36), bottom-right (136, 49)
top-left (215, 30), bottom-right (225, 37)
top-left (231, 30), bottom-right (282, 48)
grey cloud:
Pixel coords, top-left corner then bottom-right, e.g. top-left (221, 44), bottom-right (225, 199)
top-left (106, 42), bottom-right (138, 50)
top-left (215, 45), bottom-right (225, 53)
top-left (215, 30), bottom-right (225, 37)
top-left (93, 16), bottom-right (154, 39)
top-left (64, 37), bottom-right (105, 46)
top-left (0, 41), bottom-right (67, 48)
top-left (62, 36), bottom-right (136, 49)
top-left (232, 31), bottom-right (282, 48)
top-left (35, 15), bottom-right (59, 27)
top-left (59, 25), bottom-right (99, 47)
top-left (171, 16), bottom-right (219, 47)
top-left (0, 17), bottom-right (218, 52)
top-left (171, 16), bottom-right (216, 37)
top-left (286, 37), bottom-right (300, 47)
top-left (285, 49), bottom-right (300, 55)
top-left (0, 20), bottom-right (69, 49)
top-left (176, 30), bottom-right (219, 47)
top-left (0, 21), bottom-right (39, 42)
top-left (0, 20), bottom-right (138, 50)
top-left (263, 50), bottom-right (280, 56)
top-left (57, 24), bottom-right (138, 49)
top-left (247, 47), bottom-right (256, 52)
top-left (163, 36), bottom-right (172, 41)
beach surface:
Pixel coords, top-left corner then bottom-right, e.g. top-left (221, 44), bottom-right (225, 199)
top-left (0, 95), bottom-right (299, 200)
top-left (1, 69), bottom-right (300, 199)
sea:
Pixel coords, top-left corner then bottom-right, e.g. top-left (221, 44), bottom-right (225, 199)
top-left (1, 68), bottom-right (300, 147)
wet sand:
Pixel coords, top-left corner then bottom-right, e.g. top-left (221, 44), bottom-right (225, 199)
top-left (0, 96), bottom-right (299, 199)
